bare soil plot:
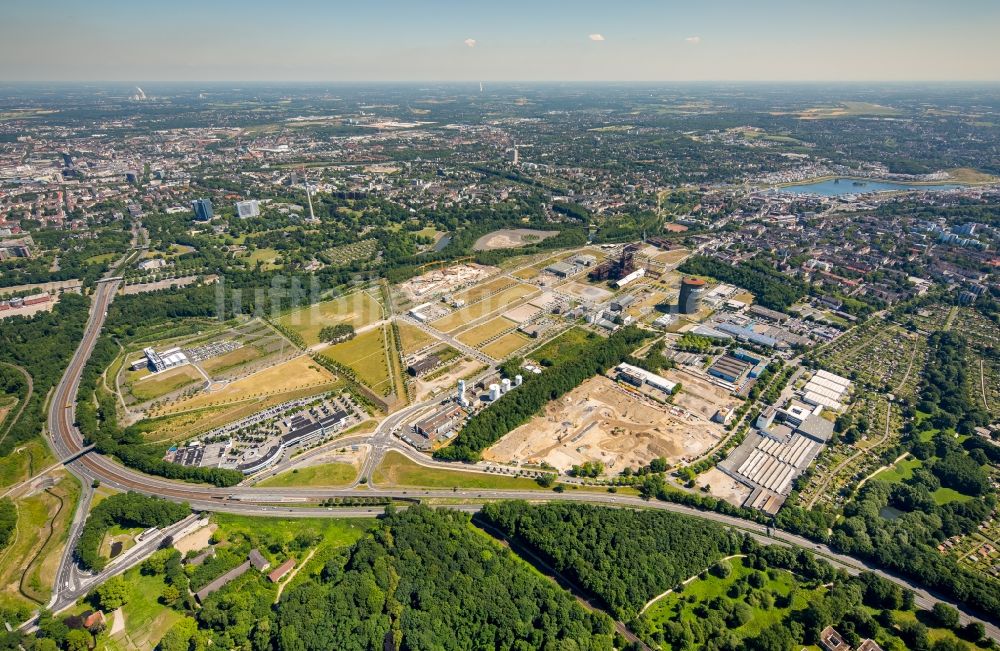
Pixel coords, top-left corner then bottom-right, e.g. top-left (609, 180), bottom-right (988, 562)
top-left (473, 229), bottom-right (559, 251)
top-left (430, 284), bottom-right (538, 332)
top-left (484, 376), bottom-right (720, 473)
top-left (560, 281), bottom-right (613, 302)
top-left (503, 303), bottom-right (541, 324)
top-left (173, 523), bottom-right (217, 555)
top-left (661, 368), bottom-right (743, 420)
top-left (696, 467), bottom-right (752, 506)
top-left (413, 357), bottom-right (483, 401)
top-left (398, 263), bottom-right (497, 302)
top-left (277, 291), bottom-right (382, 346)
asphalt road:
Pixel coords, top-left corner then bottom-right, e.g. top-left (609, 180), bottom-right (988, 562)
top-left (41, 278), bottom-right (999, 641)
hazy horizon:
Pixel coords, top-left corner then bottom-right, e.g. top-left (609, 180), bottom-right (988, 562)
top-left (2, 0), bottom-right (999, 83)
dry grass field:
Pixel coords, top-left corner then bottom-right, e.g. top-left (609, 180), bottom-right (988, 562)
top-left (481, 331), bottom-right (532, 360)
top-left (452, 277), bottom-right (516, 304)
top-left (319, 327), bottom-right (394, 393)
top-left (456, 317), bottom-right (517, 348)
top-left (397, 322), bottom-right (434, 355)
top-left (200, 346), bottom-right (262, 374)
top-left (149, 356), bottom-right (337, 418)
top-left (128, 365), bottom-right (203, 402)
top-left (277, 291), bottom-right (383, 345)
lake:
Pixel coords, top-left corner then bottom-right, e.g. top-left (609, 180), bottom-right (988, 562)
top-left (777, 178), bottom-right (965, 196)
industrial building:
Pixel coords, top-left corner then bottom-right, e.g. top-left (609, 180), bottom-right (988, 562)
top-left (707, 354), bottom-right (751, 383)
top-left (715, 322), bottom-right (781, 348)
top-left (589, 244), bottom-right (639, 282)
top-left (407, 354), bottom-right (441, 377)
top-left (799, 370), bottom-right (852, 411)
top-left (544, 261), bottom-right (576, 277)
top-left (0, 236), bottom-right (33, 259)
top-left (615, 363), bottom-right (677, 394)
top-left (722, 395), bottom-right (836, 515)
top-left (679, 277), bottom-right (706, 314)
top-left (614, 267), bottom-right (646, 288)
top-left (413, 405), bottom-right (467, 447)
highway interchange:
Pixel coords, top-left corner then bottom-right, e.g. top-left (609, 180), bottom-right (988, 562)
top-left (36, 275), bottom-right (999, 641)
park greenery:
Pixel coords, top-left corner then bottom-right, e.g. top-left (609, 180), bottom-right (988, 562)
top-left (318, 323), bottom-right (355, 343)
top-left (480, 502), bottom-right (743, 621)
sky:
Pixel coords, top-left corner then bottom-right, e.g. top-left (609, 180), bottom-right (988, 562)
top-left (2, 0), bottom-right (999, 82)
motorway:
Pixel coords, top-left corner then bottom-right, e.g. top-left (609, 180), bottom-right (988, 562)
top-left (41, 277), bottom-right (999, 640)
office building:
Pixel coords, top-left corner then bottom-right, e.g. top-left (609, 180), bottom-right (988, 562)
top-left (236, 200), bottom-right (261, 219)
top-left (192, 199), bottom-right (214, 221)
top-left (679, 277), bottom-right (706, 314)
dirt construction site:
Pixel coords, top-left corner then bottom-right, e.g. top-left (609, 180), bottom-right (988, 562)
top-left (483, 376), bottom-right (723, 474)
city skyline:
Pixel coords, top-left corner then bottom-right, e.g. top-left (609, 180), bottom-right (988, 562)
top-left (2, 0), bottom-right (999, 82)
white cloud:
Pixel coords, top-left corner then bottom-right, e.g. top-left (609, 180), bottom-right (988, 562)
top-left (464, 38), bottom-right (477, 48)
top-left (685, 36), bottom-right (702, 45)
top-left (588, 33), bottom-right (605, 42)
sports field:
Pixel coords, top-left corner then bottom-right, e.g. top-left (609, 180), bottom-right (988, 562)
top-left (277, 291), bottom-right (383, 346)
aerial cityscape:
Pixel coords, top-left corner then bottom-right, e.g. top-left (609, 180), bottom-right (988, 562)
top-left (0, 2), bottom-right (999, 650)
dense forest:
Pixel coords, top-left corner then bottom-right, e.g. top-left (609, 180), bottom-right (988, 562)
top-left (74, 492), bottom-right (189, 572)
top-left (0, 293), bottom-right (90, 455)
top-left (678, 256), bottom-right (806, 312)
top-left (0, 499), bottom-right (15, 551)
top-left (480, 502), bottom-right (744, 621)
top-left (435, 326), bottom-right (650, 462)
top-left (270, 506), bottom-right (615, 650)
